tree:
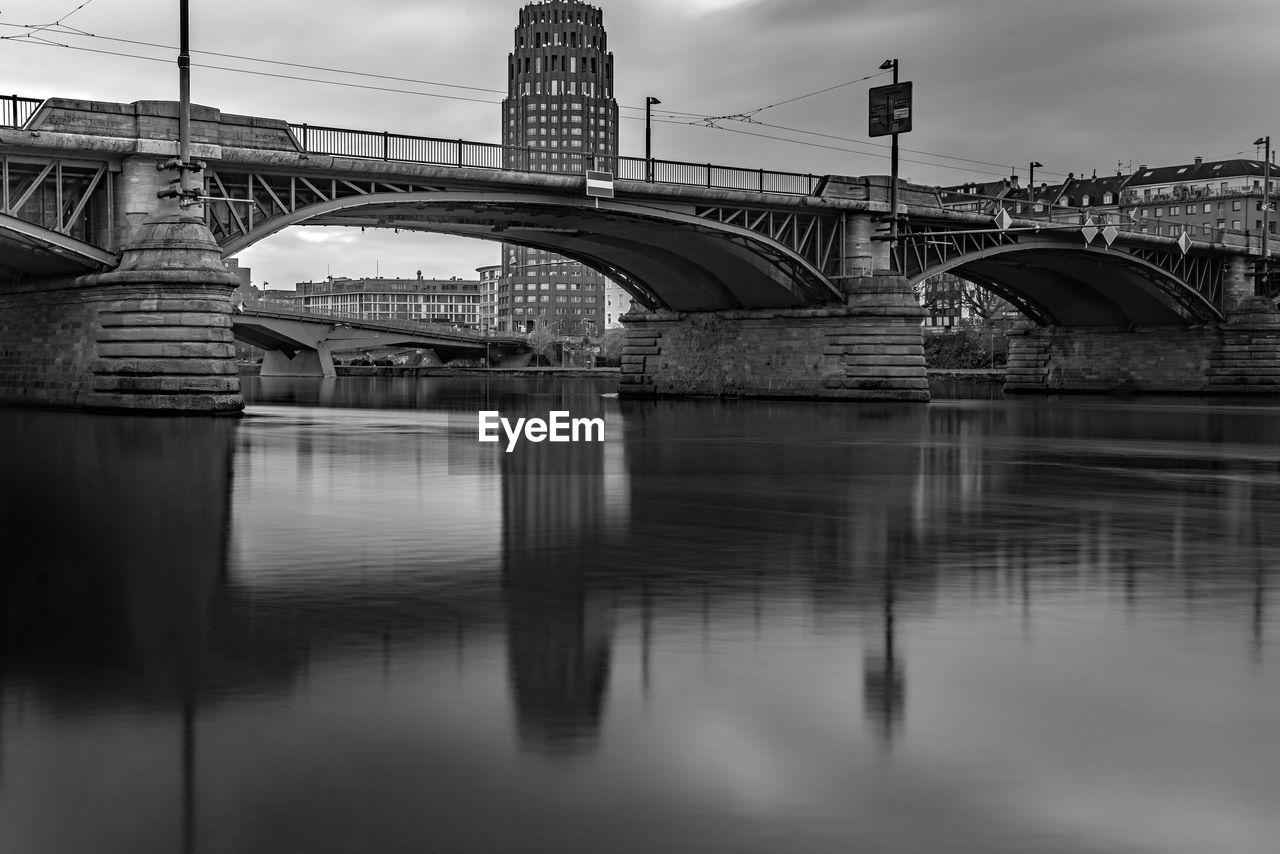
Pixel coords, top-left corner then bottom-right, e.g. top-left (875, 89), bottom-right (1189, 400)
top-left (598, 329), bottom-right (625, 363)
top-left (526, 325), bottom-right (558, 365)
top-left (917, 271), bottom-right (1014, 325)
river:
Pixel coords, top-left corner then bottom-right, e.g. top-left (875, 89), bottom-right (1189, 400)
top-left (1, 377), bottom-right (1277, 853)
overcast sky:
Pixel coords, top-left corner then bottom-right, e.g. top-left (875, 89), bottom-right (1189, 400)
top-left (2, 0), bottom-right (1276, 286)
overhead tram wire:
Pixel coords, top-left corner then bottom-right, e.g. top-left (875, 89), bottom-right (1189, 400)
top-left (0, 23), bottom-right (508, 98)
top-left (0, 36), bottom-right (507, 107)
top-left (2, 23), bottom-right (1063, 182)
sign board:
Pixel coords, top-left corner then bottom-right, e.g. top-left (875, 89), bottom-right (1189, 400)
top-left (585, 170), bottom-right (614, 199)
top-left (869, 82), bottom-right (912, 137)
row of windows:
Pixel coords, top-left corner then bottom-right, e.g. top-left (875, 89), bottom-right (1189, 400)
top-left (515, 55), bottom-right (601, 75)
top-left (1139, 200), bottom-right (1268, 217)
top-left (508, 295), bottom-right (597, 303)
top-left (509, 103), bottom-right (612, 113)
top-left (518, 80), bottom-right (606, 96)
top-left (505, 279), bottom-right (600, 287)
top-left (509, 307), bottom-right (594, 315)
top-left (517, 31), bottom-right (605, 50)
top-left (305, 294), bottom-right (481, 304)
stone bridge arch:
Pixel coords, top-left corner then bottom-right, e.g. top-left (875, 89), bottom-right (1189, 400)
top-left (213, 190), bottom-right (843, 313)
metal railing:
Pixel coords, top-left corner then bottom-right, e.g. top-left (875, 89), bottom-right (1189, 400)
top-left (933, 188), bottom-right (1271, 252)
top-left (1, 95), bottom-right (43, 129)
top-left (239, 299), bottom-right (524, 343)
top-left (288, 122), bottom-right (820, 196)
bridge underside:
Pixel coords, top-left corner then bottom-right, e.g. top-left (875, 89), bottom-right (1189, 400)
top-left (904, 235), bottom-right (1225, 328)
top-left (217, 192), bottom-right (841, 312)
top-left (0, 215), bottom-right (116, 282)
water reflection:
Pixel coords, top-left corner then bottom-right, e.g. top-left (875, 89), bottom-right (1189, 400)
top-left (0, 386), bottom-right (1277, 853)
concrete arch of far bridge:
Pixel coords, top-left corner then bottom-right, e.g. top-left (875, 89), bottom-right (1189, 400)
top-left (215, 191), bottom-right (843, 312)
top-left (909, 241), bottom-right (1223, 328)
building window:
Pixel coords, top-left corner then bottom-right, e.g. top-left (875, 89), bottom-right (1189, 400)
top-left (1233, 200), bottom-right (1242, 211)
top-left (1204, 203), bottom-right (1212, 213)
top-left (1186, 205), bottom-right (1195, 215)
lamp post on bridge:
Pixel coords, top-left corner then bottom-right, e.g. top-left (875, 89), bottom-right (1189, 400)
top-left (878, 59), bottom-right (899, 255)
top-left (645, 97), bottom-right (661, 182)
top-left (1255, 135), bottom-right (1272, 294)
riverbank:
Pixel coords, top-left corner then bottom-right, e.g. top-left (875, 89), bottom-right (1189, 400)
top-left (237, 364), bottom-right (1003, 382)
top-left (237, 363), bottom-right (621, 379)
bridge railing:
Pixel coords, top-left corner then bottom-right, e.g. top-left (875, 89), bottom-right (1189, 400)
top-left (932, 188), bottom-right (1266, 252)
top-left (1, 95), bottom-right (43, 129)
top-left (288, 122), bottom-right (820, 196)
top-left (240, 299), bottom-right (523, 343)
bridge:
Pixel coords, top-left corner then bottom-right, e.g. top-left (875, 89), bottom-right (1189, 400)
top-left (233, 301), bottom-right (529, 376)
top-left (1, 94), bottom-right (1277, 412)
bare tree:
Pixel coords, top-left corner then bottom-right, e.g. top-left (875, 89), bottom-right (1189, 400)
top-left (526, 324), bottom-right (558, 363)
top-left (918, 272), bottom-right (1013, 325)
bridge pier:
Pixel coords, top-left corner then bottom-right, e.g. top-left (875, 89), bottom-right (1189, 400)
top-left (0, 212), bottom-right (243, 412)
top-left (1006, 256), bottom-right (1280, 395)
top-left (261, 347), bottom-right (337, 378)
top-left (618, 273), bottom-right (928, 401)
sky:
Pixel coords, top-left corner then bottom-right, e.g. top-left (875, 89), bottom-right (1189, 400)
top-left (1, 0), bottom-right (1276, 287)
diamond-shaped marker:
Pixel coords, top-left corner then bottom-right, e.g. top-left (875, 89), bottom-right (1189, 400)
top-left (1177, 231), bottom-right (1191, 255)
top-left (995, 208), bottom-right (1013, 231)
top-left (1101, 225), bottom-right (1118, 247)
top-left (1081, 217), bottom-right (1098, 244)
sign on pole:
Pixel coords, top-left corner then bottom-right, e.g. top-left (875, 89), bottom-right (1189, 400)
top-left (869, 82), bottom-right (913, 137)
top-left (585, 170), bottom-right (614, 199)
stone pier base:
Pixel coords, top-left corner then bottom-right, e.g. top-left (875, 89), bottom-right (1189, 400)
top-left (619, 275), bottom-right (928, 401)
top-left (1006, 299), bottom-right (1280, 394)
top-left (0, 213), bottom-right (243, 413)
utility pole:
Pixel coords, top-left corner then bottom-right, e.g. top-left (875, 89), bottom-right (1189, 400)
top-left (158, 0), bottom-right (202, 207)
top-left (1255, 135), bottom-right (1272, 294)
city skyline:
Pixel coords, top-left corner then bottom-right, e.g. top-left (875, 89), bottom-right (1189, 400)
top-left (1, 0), bottom-right (1275, 288)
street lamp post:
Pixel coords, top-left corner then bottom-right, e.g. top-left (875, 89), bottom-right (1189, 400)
top-left (645, 96), bottom-right (661, 182)
top-left (1255, 135), bottom-right (1272, 293)
top-left (1028, 161), bottom-right (1043, 215)
top-left (879, 60), bottom-right (899, 252)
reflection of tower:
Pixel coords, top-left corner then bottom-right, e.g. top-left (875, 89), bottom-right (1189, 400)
top-left (499, 0), bottom-right (617, 334)
top-left (501, 434), bottom-right (615, 755)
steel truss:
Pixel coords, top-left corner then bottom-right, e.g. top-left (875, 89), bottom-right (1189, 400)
top-left (203, 168), bottom-right (445, 246)
top-left (896, 218), bottom-right (1226, 310)
top-left (1124, 246), bottom-right (1223, 307)
top-left (1, 154), bottom-right (111, 242)
top-left (692, 206), bottom-right (844, 278)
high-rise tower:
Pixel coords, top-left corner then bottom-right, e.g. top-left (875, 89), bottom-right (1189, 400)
top-left (498, 0), bottom-right (618, 334)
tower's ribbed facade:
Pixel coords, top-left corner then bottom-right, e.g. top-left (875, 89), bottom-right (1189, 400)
top-left (497, 0), bottom-right (617, 334)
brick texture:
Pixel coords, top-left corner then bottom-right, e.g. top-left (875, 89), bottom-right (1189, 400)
top-left (0, 283), bottom-right (243, 412)
top-left (618, 307), bottom-right (929, 402)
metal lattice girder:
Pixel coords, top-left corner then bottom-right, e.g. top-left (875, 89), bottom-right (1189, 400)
top-left (897, 215), bottom-right (1228, 325)
top-left (203, 167), bottom-right (444, 245)
top-left (1125, 246), bottom-right (1224, 306)
top-left (693, 205), bottom-right (844, 278)
top-left (1, 154), bottom-right (110, 241)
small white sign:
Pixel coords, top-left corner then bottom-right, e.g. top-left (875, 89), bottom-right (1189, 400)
top-left (1081, 217), bottom-right (1098, 245)
top-left (586, 170), bottom-right (614, 199)
top-left (995, 208), bottom-right (1013, 231)
top-left (1101, 225), bottom-right (1119, 247)
top-left (1177, 231), bottom-right (1192, 254)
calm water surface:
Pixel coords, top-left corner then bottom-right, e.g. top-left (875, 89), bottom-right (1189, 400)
top-left (2, 377), bottom-right (1278, 854)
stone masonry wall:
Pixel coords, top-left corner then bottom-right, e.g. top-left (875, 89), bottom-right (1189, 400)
top-left (618, 307), bottom-right (928, 401)
top-left (1005, 327), bottom-right (1216, 393)
top-left (0, 283), bottom-right (241, 412)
